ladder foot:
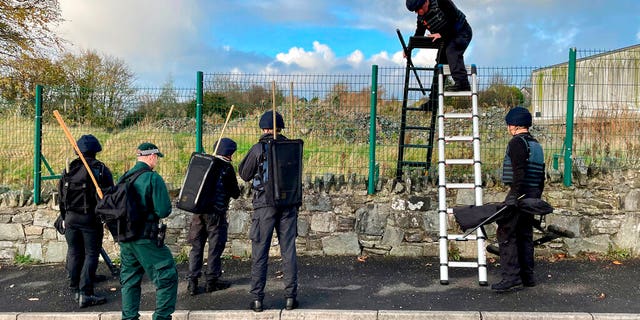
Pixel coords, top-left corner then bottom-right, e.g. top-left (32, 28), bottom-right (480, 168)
top-left (440, 280), bottom-right (449, 285)
top-left (479, 281), bottom-right (488, 286)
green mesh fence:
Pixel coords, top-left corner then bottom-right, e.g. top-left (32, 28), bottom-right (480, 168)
top-left (2, 49), bottom-right (640, 193)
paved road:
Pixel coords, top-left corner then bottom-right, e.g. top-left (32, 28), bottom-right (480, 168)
top-left (0, 255), bottom-right (639, 315)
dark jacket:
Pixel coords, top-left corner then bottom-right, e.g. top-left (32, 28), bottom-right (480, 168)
top-left (238, 133), bottom-right (287, 209)
top-left (202, 156), bottom-right (241, 215)
top-left (60, 157), bottom-right (114, 228)
top-left (123, 161), bottom-right (172, 221)
top-left (414, 0), bottom-right (467, 39)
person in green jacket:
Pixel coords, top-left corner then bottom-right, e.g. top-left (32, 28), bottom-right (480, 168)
top-left (119, 142), bottom-right (178, 320)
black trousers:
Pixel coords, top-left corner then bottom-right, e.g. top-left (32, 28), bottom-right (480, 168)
top-left (187, 214), bottom-right (228, 281)
top-left (249, 206), bottom-right (298, 301)
top-left (438, 21), bottom-right (472, 86)
top-left (65, 225), bottom-right (103, 295)
top-left (496, 207), bottom-right (535, 282)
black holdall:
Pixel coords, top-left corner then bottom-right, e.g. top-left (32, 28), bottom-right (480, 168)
top-left (95, 168), bottom-right (150, 242)
top-left (177, 152), bottom-right (219, 214)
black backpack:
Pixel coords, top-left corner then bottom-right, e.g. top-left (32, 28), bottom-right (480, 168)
top-left (257, 139), bottom-right (304, 208)
top-left (59, 159), bottom-right (105, 215)
top-left (96, 168), bottom-right (150, 242)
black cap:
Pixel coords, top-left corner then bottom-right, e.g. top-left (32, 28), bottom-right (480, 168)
top-left (76, 134), bottom-right (102, 154)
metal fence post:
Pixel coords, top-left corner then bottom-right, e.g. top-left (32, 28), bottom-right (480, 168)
top-left (196, 71), bottom-right (204, 153)
top-left (564, 48), bottom-right (576, 187)
top-left (33, 85), bottom-right (43, 204)
top-left (368, 65), bottom-right (378, 195)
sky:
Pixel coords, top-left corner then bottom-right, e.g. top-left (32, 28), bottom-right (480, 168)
top-left (55, 0), bottom-right (640, 88)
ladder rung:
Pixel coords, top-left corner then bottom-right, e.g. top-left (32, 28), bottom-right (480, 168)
top-left (409, 66), bottom-right (436, 71)
top-left (408, 87), bottom-right (431, 92)
top-left (402, 144), bottom-right (432, 149)
top-left (449, 261), bottom-right (479, 268)
top-left (444, 136), bottom-right (473, 142)
top-left (399, 161), bottom-right (430, 167)
top-left (443, 91), bottom-right (473, 97)
top-left (448, 234), bottom-right (478, 240)
top-left (446, 208), bottom-right (454, 214)
top-left (440, 64), bottom-right (474, 76)
top-left (445, 159), bottom-right (473, 165)
top-left (445, 183), bottom-right (475, 189)
top-left (443, 113), bottom-right (473, 119)
top-left (405, 125), bottom-right (432, 131)
top-left (406, 107), bottom-right (426, 111)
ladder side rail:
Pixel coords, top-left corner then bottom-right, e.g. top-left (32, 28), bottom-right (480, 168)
top-left (436, 66), bottom-right (450, 284)
top-left (396, 62), bottom-right (414, 180)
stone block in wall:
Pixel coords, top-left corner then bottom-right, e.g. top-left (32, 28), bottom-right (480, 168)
top-left (311, 212), bottom-right (337, 233)
top-left (43, 228), bottom-right (58, 240)
top-left (623, 189), bottom-right (640, 211)
top-left (0, 240), bottom-right (25, 260)
top-left (297, 217), bottom-right (310, 237)
top-left (336, 217), bottom-right (355, 232)
top-left (0, 223), bottom-right (24, 241)
top-left (394, 211), bottom-right (424, 229)
top-left (322, 232), bottom-right (360, 256)
top-left (304, 193), bottom-right (333, 212)
top-left (565, 234), bottom-right (611, 257)
top-left (228, 210), bottom-right (250, 235)
top-left (381, 226), bottom-right (404, 247)
top-left (547, 213), bottom-right (582, 238)
top-left (44, 241), bottom-right (67, 263)
top-left (25, 242), bottom-right (43, 261)
top-left (355, 204), bottom-right (388, 236)
top-left (11, 212), bottom-right (33, 224)
top-left (165, 211), bottom-right (188, 229)
top-left (24, 226), bottom-right (43, 236)
top-left (589, 217), bottom-right (622, 234)
top-left (422, 211), bottom-right (439, 240)
top-left (229, 239), bottom-right (251, 258)
top-left (33, 208), bottom-right (56, 228)
top-left (389, 244), bottom-right (423, 257)
top-left (614, 212), bottom-right (640, 255)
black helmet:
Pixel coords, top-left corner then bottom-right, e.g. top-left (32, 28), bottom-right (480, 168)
top-left (76, 134), bottom-right (102, 154)
top-left (406, 0), bottom-right (426, 11)
top-left (259, 110), bottom-right (285, 129)
top-left (505, 107), bottom-right (532, 127)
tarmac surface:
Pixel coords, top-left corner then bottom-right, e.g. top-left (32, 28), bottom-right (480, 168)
top-left (0, 255), bottom-right (639, 318)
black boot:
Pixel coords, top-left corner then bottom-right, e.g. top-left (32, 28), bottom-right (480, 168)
top-left (205, 279), bottom-right (231, 292)
top-left (491, 278), bottom-right (523, 293)
top-left (78, 294), bottom-right (106, 308)
top-left (285, 297), bottom-right (298, 310)
top-left (187, 278), bottom-right (198, 296)
top-left (250, 299), bottom-right (263, 312)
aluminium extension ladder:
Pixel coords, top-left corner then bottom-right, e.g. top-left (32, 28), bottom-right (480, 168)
top-left (435, 64), bottom-right (487, 285)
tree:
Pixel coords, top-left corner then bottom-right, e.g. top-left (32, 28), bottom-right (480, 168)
top-left (0, 0), bottom-right (64, 68)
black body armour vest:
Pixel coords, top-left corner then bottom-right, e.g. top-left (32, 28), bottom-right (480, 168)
top-left (502, 135), bottom-right (545, 188)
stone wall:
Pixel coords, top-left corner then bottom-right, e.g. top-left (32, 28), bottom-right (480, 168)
top-left (1, 167), bottom-right (640, 264)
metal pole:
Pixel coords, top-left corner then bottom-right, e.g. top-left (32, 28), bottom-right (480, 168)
top-left (196, 71), bottom-right (204, 153)
top-left (368, 65), bottom-right (378, 195)
top-left (564, 48), bottom-right (576, 187)
top-left (33, 85), bottom-right (43, 204)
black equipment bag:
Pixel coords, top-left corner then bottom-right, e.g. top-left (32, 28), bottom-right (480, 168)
top-left (59, 159), bottom-right (104, 215)
top-left (177, 152), bottom-right (219, 213)
top-left (263, 139), bottom-right (304, 208)
top-left (95, 168), bottom-right (150, 242)
top-left (453, 203), bottom-right (505, 231)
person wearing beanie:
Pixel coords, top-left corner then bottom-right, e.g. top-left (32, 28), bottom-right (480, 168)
top-left (58, 134), bottom-right (114, 308)
top-left (239, 111), bottom-right (300, 312)
top-left (492, 107), bottom-right (546, 292)
top-left (186, 137), bottom-right (241, 295)
top-left (405, 0), bottom-right (472, 91)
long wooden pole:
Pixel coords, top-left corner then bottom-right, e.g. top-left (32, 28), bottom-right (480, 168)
top-left (53, 110), bottom-right (103, 199)
top-left (213, 105), bottom-right (235, 155)
top-left (272, 81), bottom-right (276, 139)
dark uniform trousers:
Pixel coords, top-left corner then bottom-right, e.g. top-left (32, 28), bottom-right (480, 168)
top-left (250, 206), bottom-right (298, 301)
top-left (120, 239), bottom-right (178, 320)
top-left (187, 214), bottom-right (228, 281)
top-left (65, 224), bottom-right (103, 295)
top-left (438, 20), bottom-right (472, 87)
top-left (496, 207), bottom-right (535, 282)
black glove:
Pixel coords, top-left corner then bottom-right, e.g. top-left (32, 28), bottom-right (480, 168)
top-left (54, 214), bottom-right (65, 235)
top-left (504, 194), bottom-right (518, 207)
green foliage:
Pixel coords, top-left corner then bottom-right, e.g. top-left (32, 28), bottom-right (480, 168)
top-left (606, 246), bottom-right (632, 261)
top-left (448, 246), bottom-right (461, 261)
top-left (174, 250), bottom-right (189, 264)
top-left (14, 253), bottom-right (39, 265)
